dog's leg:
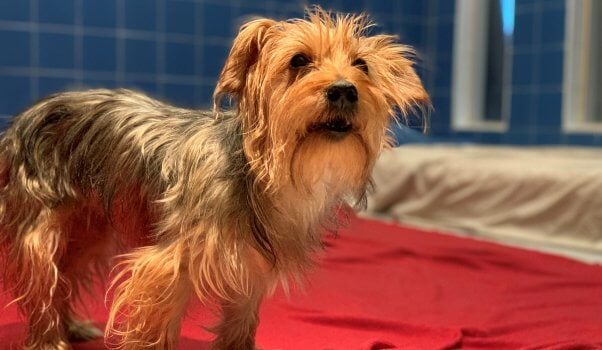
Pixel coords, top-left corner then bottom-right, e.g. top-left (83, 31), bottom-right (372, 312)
top-left (59, 206), bottom-right (114, 343)
top-left (7, 209), bottom-right (72, 350)
top-left (212, 289), bottom-right (265, 350)
top-left (107, 244), bottom-right (192, 350)
top-left (65, 318), bottom-right (103, 342)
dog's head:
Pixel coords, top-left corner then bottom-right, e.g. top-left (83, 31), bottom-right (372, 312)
top-left (215, 7), bottom-right (428, 198)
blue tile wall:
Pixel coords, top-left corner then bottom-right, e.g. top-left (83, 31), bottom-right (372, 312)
top-left (83, 35), bottom-right (117, 71)
top-left (0, 75), bottom-right (31, 123)
top-left (38, 77), bottom-right (75, 96)
top-left (39, 33), bottom-right (75, 69)
top-left (0, 0), bottom-right (598, 146)
top-left (125, 39), bottom-right (157, 74)
top-left (0, 30), bottom-right (30, 67)
top-left (82, 0), bottom-right (117, 28)
top-left (201, 42), bottom-right (229, 84)
top-left (166, 1), bottom-right (195, 35)
top-left (165, 42), bottom-right (195, 76)
top-left (39, 0), bottom-right (74, 25)
top-left (0, 0), bottom-right (428, 128)
top-left (202, 3), bottom-right (233, 38)
top-left (124, 0), bottom-right (157, 31)
top-left (0, 0), bottom-right (30, 22)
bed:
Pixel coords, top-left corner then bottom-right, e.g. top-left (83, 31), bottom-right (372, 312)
top-left (366, 144), bottom-right (602, 264)
top-left (2, 216), bottom-right (601, 349)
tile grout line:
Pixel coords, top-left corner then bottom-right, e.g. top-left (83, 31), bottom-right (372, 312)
top-left (529, 0), bottom-right (543, 145)
top-left (74, 0), bottom-right (83, 86)
top-left (29, 0), bottom-right (39, 101)
top-left (0, 20), bottom-right (232, 45)
top-left (194, 0), bottom-right (205, 107)
top-left (116, 0), bottom-right (125, 86)
top-left (0, 66), bottom-right (209, 84)
top-left (156, 0), bottom-right (166, 96)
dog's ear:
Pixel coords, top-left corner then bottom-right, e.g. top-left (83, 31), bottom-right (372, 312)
top-left (362, 35), bottom-right (430, 116)
top-left (214, 18), bottom-right (276, 108)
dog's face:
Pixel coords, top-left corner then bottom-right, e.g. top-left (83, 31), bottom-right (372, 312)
top-left (215, 8), bottom-right (428, 198)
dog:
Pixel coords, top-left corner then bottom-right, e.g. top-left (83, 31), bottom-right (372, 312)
top-left (0, 7), bottom-right (428, 350)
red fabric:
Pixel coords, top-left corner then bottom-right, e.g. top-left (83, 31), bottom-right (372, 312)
top-left (2, 217), bottom-right (602, 349)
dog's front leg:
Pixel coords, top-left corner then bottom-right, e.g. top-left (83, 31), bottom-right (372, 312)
top-left (212, 288), bottom-right (265, 350)
top-left (106, 244), bottom-right (192, 350)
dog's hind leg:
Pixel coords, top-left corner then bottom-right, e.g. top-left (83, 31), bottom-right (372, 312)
top-left (6, 208), bottom-right (73, 350)
top-left (58, 204), bottom-right (115, 344)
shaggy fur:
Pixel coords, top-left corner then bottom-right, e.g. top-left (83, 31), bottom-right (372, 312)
top-left (0, 7), bottom-right (428, 350)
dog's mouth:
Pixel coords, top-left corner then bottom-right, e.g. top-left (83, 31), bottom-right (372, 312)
top-left (309, 116), bottom-right (354, 137)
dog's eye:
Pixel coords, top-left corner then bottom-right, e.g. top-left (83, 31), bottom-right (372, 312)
top-left (290, 54), bottom-right (311, 68)
top-left (352, 58), bottom-right (369, 74)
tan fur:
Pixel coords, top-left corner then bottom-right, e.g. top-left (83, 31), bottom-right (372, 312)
top-left (0, 7), bottom-right (428, 350)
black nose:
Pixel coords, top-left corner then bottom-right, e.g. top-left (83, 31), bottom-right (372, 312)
top-left (326, 80), bottom-right (358, 107)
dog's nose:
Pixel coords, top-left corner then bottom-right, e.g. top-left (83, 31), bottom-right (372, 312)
top-left (326, 80), bottom-right (358, 107)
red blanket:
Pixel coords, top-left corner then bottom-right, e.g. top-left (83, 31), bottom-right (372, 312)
top-left (2, 217), bottom-right (602, 349)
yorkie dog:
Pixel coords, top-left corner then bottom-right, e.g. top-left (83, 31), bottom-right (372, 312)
top-left (0, 7), bottom-right (428, 350)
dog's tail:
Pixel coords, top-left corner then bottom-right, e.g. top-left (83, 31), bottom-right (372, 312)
top-left (0, 132), bottom-right (11, 288)
top-left (0, 98), bottom-right (60, 244)
top-left (0, 124), bottom-right (39, 282)
top-left (0, 132), bottom-right (11, 238)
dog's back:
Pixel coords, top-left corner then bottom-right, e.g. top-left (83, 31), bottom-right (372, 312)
top-left (2, 89), bottom-right (196, 208)
top-left (0, 89), bottom-right (225, 234)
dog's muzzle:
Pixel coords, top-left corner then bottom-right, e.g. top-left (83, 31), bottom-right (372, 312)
top-left (309, 114), bottom-right (355, 139)
top-left (307, 80), bottom-right (357, 138)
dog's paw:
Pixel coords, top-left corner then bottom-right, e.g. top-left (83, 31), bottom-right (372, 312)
top-left (211, 340), bottom-right (259, 350)
top-left (25, 340), bottom-right (72, 350)
top-left (67, 319), bottom-right (103, 342)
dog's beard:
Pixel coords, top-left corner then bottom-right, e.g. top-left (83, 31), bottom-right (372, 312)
top-left (289, 131), bottom-right (372, 193)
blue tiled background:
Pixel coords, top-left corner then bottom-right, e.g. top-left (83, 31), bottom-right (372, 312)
top-left (0, 0), bottom-right (599, 146)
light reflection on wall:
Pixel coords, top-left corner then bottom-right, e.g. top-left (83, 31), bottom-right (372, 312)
top-left (502, 0), bottom-right (515, 36)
